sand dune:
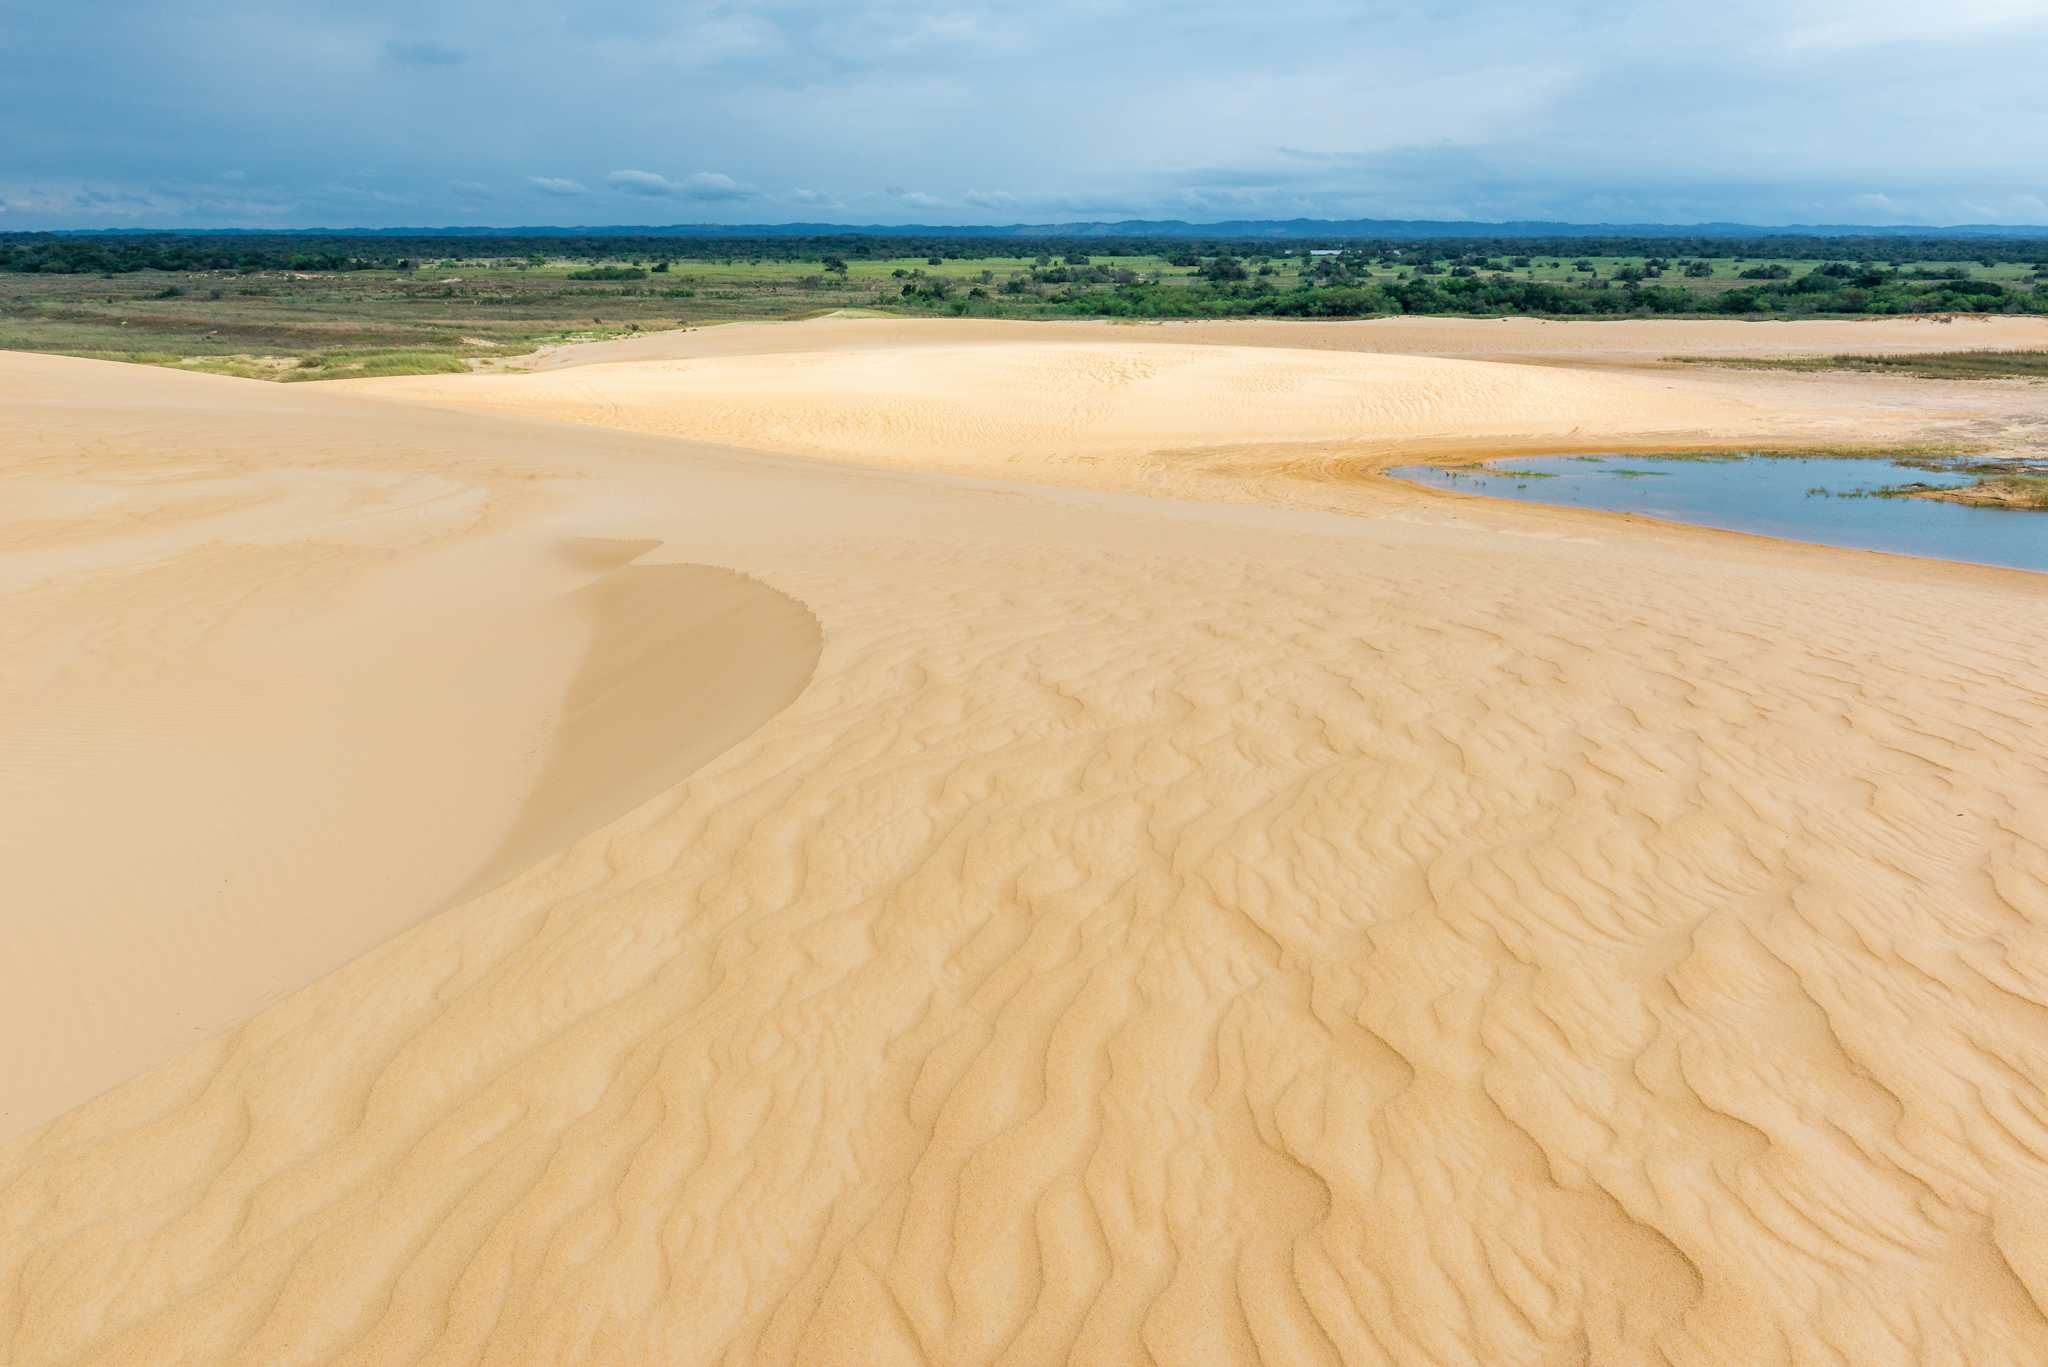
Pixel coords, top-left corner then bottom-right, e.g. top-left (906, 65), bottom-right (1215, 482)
top-left (5, 326), bottom-right (2048, 1364)
top-left (360, 316), bottom-right (2048, 494)
top-left (508, 312), bottom-right (2048, 370)
top-left (0, 356), bottom-right (820, 1128)
top-left (360, 341), bottom-right (1756, 484)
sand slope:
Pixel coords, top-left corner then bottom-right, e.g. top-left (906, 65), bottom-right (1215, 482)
top-left (5, 331), bottom-right (2048, 1364)
top-left (359, 338), bottom-right (1771, 489)
top-left (0, 355), bottom-right (820, 1129)
top-left (358, 316), bottom-right (2048, 492)
top-left (506, 312), bottom-right (2048, 370)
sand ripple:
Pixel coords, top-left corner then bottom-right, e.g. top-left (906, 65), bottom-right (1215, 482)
top-left (5, 337), bottom-right (2048, 1364)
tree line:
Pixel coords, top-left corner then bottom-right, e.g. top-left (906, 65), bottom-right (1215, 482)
top-left (4, 232), bottom-right (2045, 275)
top-left (920, 269), bottom-right (2048, 320)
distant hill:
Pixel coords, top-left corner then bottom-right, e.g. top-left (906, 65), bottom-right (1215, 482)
top-left (44, 218), bottom-right (2048, 240)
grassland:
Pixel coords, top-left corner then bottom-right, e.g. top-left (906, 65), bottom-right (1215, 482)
top-left (1964, 473), bottom-right (2048, 507)
top-left (3, 245), bottom-right (2045, 380)
top-left (0, 265), bottom-right (717, 380)
top-left (1672, 349), bottom-right (2048, 380)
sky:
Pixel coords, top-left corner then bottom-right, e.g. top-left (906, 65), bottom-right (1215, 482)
top-left (3, 0), bottom-right (2046, 230)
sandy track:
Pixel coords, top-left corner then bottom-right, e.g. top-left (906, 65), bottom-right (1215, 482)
top-left (5, 329), bottom-right (2048, 1364)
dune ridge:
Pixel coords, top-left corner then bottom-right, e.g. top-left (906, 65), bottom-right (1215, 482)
top-left (460, 558), bottom-right (823, 901)
top-left (360, 340), bottom-right (1761, 485)
top-left (358, 317), bottom-right (2048, 498)
top-left (507, 313), bottom-right (2048, 371)
top-left (0, 356), bottom-right (822, 1129)
top-left (5, 326), bottom-right (2048, 1364)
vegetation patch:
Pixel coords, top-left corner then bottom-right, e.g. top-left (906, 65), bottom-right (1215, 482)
top-left (1670, 350), bottom-right (2048, 380)
top-left (284, 349), bottom-right (471, 380)
top-left (1895, 473), bottom-right (2048, 510)
top-left (1605, 443), bottom-right (1984, 464)
top-left (4, 231), bottom-right (2046, 380)
top-left (172, 349), bottom-right (471, 381)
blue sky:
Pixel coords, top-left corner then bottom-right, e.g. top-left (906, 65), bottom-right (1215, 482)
top-left (3, 0), bottom-right (2045, 229)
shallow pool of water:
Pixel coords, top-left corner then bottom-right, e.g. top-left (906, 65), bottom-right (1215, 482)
top-left (1390, 455), bottom-right (2048, 574)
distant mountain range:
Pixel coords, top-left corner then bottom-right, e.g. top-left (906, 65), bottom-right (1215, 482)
top-left (39, 218), bottom-right (2048, 239)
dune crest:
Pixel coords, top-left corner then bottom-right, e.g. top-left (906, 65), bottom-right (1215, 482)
top-left (357, 317), bottom-right (2048, 502)
top-left (358, 339), bottom-right (1756, 483)
top-left (462, 558), bottom-right (823, 899)
top-left (0, 357), bottom-right (822, 1131)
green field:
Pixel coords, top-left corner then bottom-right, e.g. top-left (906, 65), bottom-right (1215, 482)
top-left (4, 241), bottom-right (2045, 381)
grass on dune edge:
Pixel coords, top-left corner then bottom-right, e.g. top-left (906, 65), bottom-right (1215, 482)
top-left (1906, 473), bottom-right (2048, 509)
top-left (1669, 349), bottom-right (2048, 380)
top-left (8, 345), bottom-right (493, 382)
top-left (192, 349), bottom-right (474, 381)
top-left (17, 340), bottom-right (614, 382)
top-left (1413, 442), bottom-right (1991, 471)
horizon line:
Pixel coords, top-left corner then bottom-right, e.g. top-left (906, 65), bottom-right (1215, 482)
top-left (12, 216), bottom-right (2048, 238)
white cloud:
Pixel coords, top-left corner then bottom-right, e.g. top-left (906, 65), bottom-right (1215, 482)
top-left (0, 182), bottom-right (165, 217)
top-left (680, 171), bottom-right (758, 201)
top-left (605, 169), bottom-right (760, 201)
top-left (1778, 0), bottom-right (2045, 52)
top-left (0, 179), bottom-right (298, 222)
top-left (630, 12), bottom-right (786, 69)
top-left (607, 168), bottom-right (680, 196)
top-left (527, 176), bottom-right (588, 196)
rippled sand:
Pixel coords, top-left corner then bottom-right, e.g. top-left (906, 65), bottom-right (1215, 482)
top-left (5, 319), bottom-right (2048, 1364)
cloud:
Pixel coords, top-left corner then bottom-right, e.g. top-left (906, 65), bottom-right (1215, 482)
top-left (0, 179), bottom-right (298, 223)
top-left (681, 171), bottom-right (758, 201)
top-left (860, 10), bottom-right (1024, 55)
top-left (526, 176), bottom-right (588, 196)
top-left (307, 183), bottom-right (416, 207)
top-left (2, 0), bottom-right (2044, 228)
top-left (606, 169), bottom-right (681, 196)
top-left (605, 169), bottom-right (759, 201)
top-left (630, 12), bottom-right (786, 69)
top-left (383, 39), bottom-right (466, 67)
top-left (1777, 0), bottom-right (2045, 52)
top-left (450, 179), bottom-right (492, 199)
top-left (0, 183), bottom-right (163, 217)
